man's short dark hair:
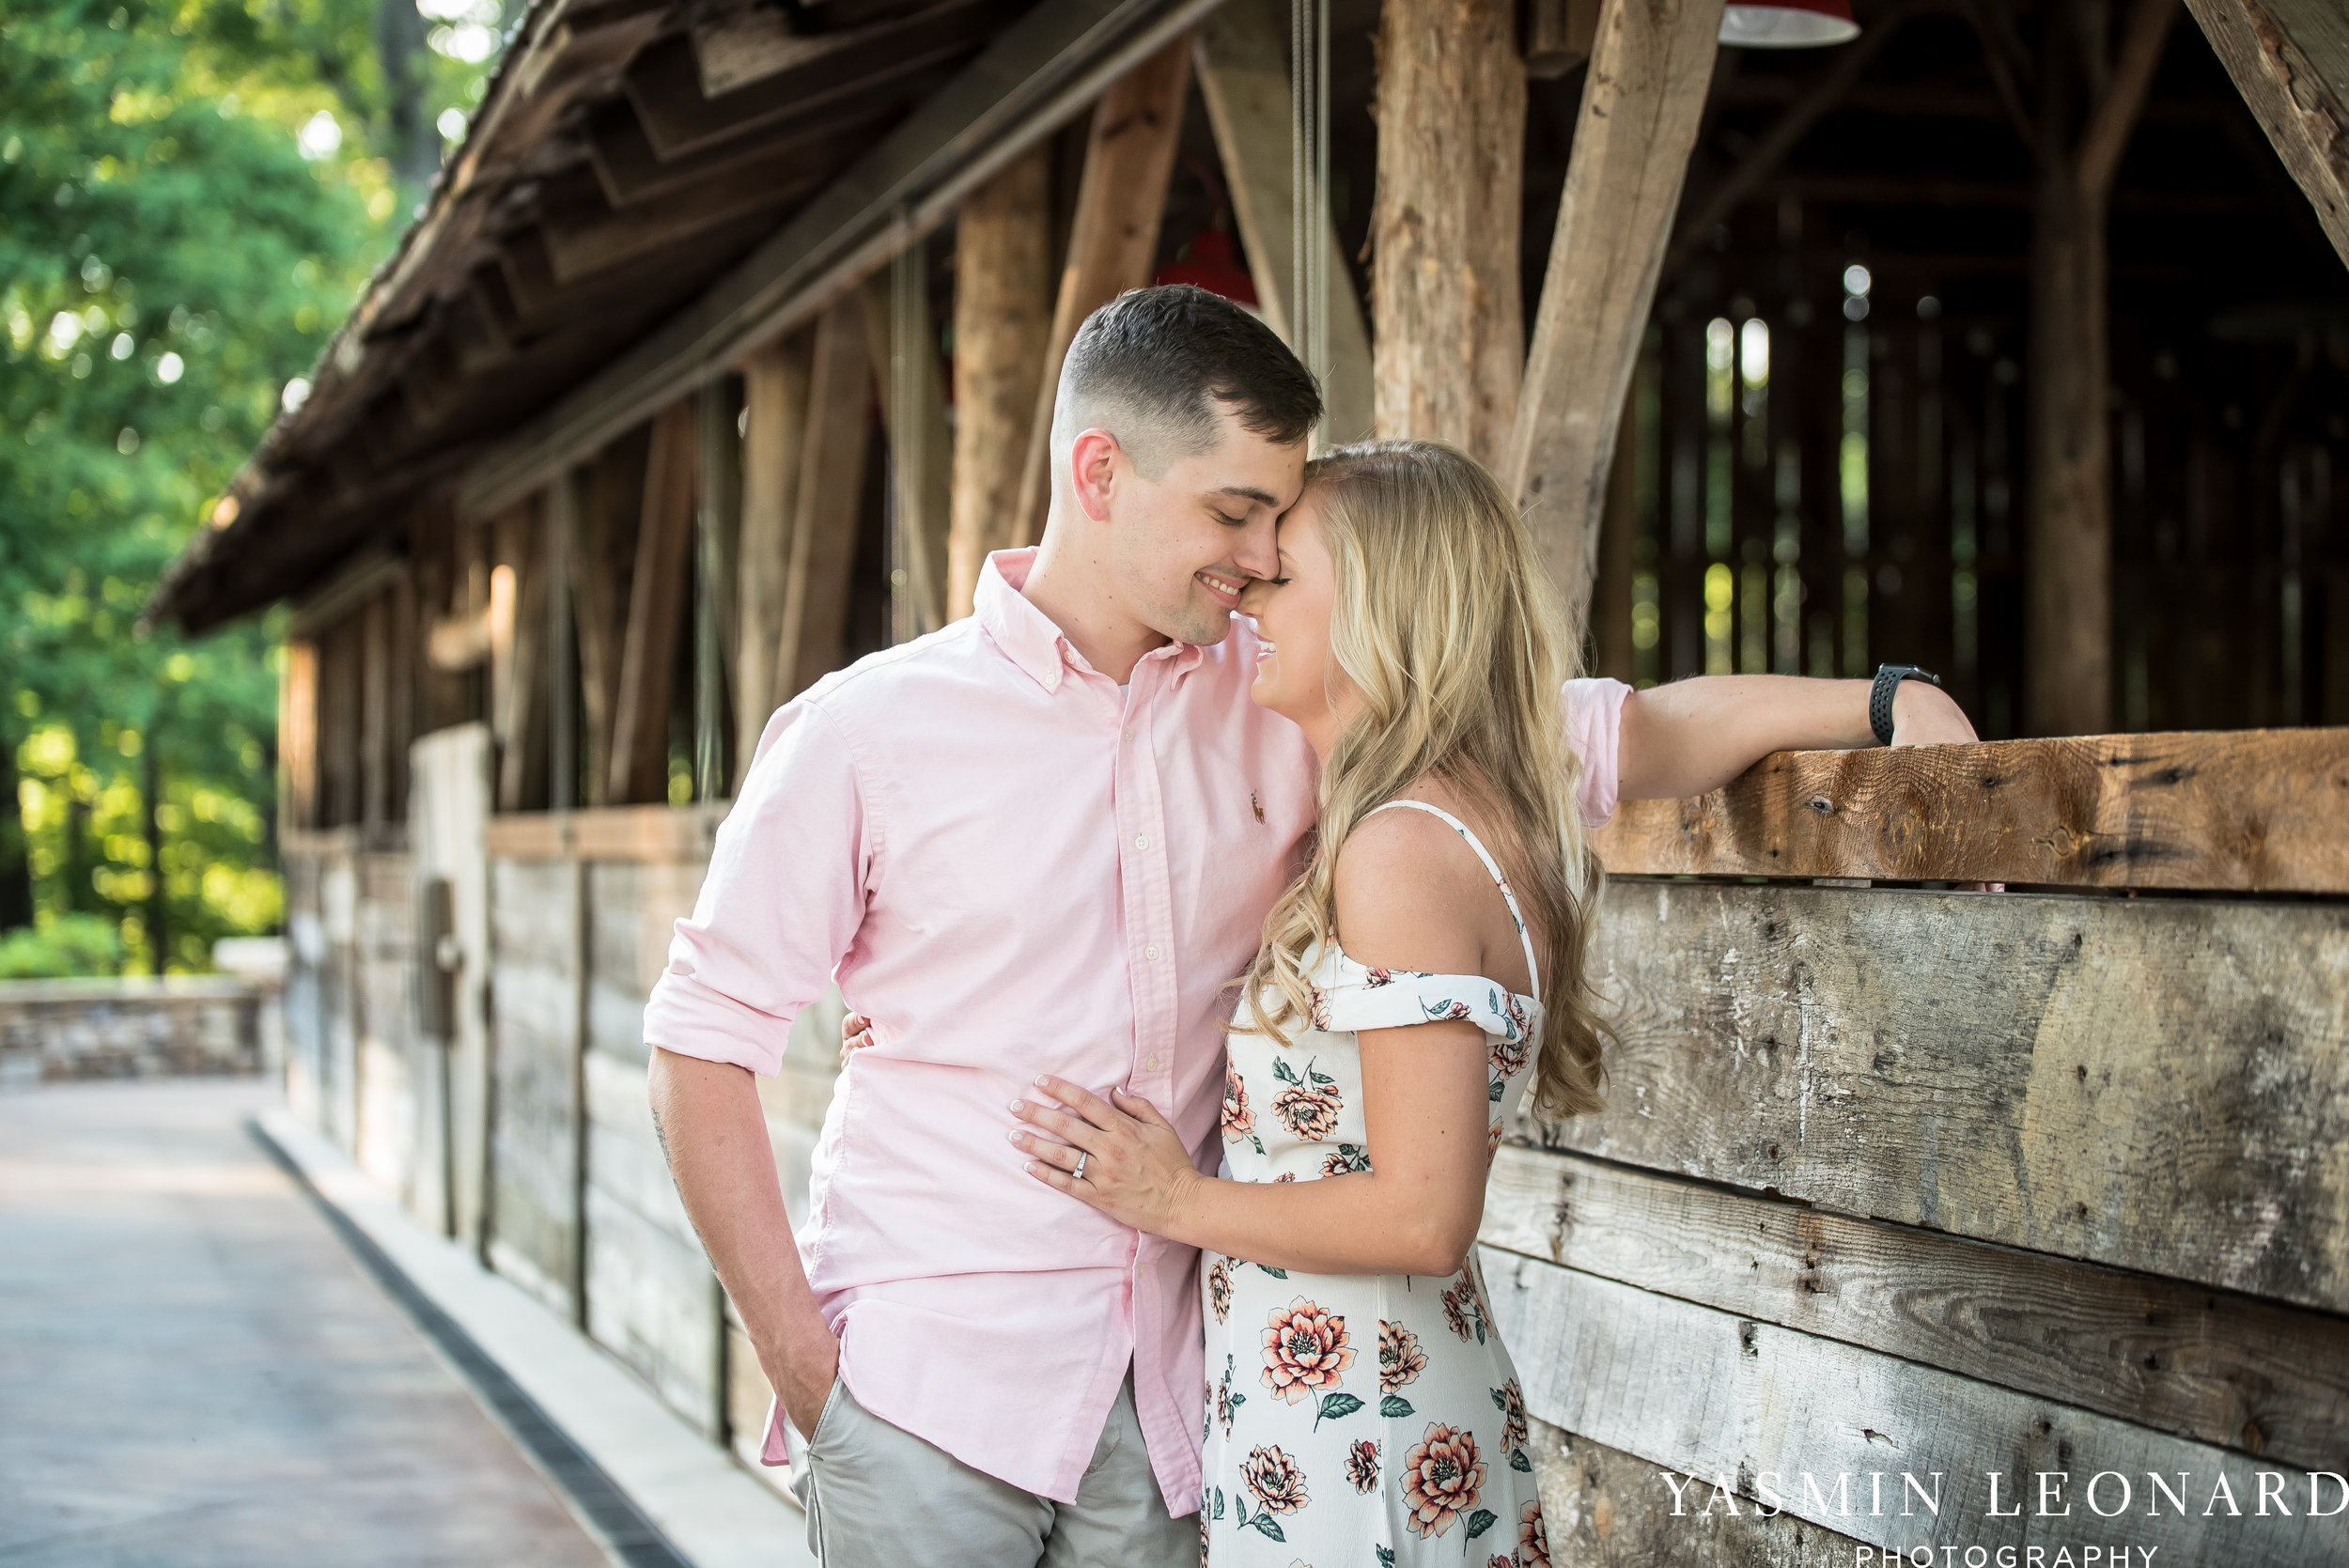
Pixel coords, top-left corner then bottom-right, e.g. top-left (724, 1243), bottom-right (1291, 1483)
top-left (1051, 285), bottom-right (1323, 476)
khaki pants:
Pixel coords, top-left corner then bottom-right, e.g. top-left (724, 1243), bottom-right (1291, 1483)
top-left (788, 1374), bottom-right (1196, 1568)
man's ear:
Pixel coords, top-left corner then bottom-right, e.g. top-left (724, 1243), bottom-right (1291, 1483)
top-left (1067, 427), bottom-right (1122, 522)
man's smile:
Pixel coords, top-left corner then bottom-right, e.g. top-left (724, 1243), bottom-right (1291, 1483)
top-left (1195, 569), bottom-right (1248, 608)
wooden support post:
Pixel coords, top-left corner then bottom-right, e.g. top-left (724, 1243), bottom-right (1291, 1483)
top-left (1193, 0), bottom-right (1375, 445)
top-left (281, 641), bottom-right (318, 833)
top-left (573, 431), bottom-right (649, 806)
top-left (2025, 0), bottom-right (2179, 737)
top-left (606, 403), bottom-right (699, 806)
top-left (1369, 0), bottom-right (1528, 468)
top-left (775, 300), bottom-right (877, 703)
top-left (496, 510), bottom-right (550, 814)
top-left (863, 260), bottom-right (952, 639)
top-left (734, 334), bottom-right (816, 783)
top-left (1593, 380), bottom-right (1641, 680)
top-left (2185, 0), bottom-right (2349, 265)
top-left (360, 592), bottom-right (392, 831)
top-left (1009, 38), bottom-right (1193, 546)
top-left (693, 378), bottom-right (743, 799)
top-left (548, 473), bottom-right (578, 812)
top-left (1501, 0), bottom-right (1724, 633)
top-left (948, 149), bottom-right (1054, 620)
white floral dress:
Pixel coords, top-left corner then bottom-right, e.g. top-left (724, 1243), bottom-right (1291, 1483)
top-left (1200, 802), bottom-right (1549, 1568)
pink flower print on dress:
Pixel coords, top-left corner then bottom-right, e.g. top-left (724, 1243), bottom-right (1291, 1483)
top-left (1241, 1444), bottom-right (1310, 1514)
top-left (1269, 1056), bottom-right (1343, 1141)
top-left (1399, 1422), bottom-right (1486, 1539)
top-left (1207, 1255), bottom-right (1233, 1324)
top-left (1345, 1438), bottom-right (1379, 1494)
top-left (1488, 1030), bottom-right (1530, 1081)
top-left (1379, 1320), bottom-right (1426, 1393)
top-left (1490, 1378), bottom-right (1528, 1456)
top-left (1261, 1298), bottom-right (1355, 1405)
top-left (1520, 1499), bottom-right (1550, 1566)
top-left (1222, 1062), bottom-right (1257, 1148)
top-left (1441, 1268), bottom-right (1489, 1344)
top-left (1364, 967), bottom-right (1395, 987)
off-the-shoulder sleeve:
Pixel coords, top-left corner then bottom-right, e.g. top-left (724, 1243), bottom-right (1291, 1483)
top-left (641, 698), bottom-right (872, 1077)
top-left (1317, 971), bottom-right (1532, 1043)
top-left (1562, 676), bottom-right (1631, 828)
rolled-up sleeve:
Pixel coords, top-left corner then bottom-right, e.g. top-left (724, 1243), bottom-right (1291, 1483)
top-left (642, 698), bottom-right (872, 1077)
top-left (1562, 676), bottom-right (1631, 829)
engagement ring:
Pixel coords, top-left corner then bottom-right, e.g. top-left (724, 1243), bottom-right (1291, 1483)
top-left (1072, 1152), bottom-right (1089, 1182)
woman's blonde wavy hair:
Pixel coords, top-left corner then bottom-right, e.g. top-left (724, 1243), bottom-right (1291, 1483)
top-left (1237, 439), bottom-right (1610, 1121)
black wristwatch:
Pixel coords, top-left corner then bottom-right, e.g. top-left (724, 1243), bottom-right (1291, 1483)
top-left (1870, 664), bottom-right (1941, 745)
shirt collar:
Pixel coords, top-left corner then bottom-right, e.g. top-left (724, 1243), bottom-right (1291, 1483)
top-left (973, 549), bottom-right (1219, 693)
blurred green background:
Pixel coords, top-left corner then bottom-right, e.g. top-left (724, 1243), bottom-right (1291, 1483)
top-left (2, 0), bottom-right (508, 974)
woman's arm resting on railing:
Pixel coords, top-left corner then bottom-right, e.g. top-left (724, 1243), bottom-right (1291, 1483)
top-left (1615, 674), bottom-right (1979, 802)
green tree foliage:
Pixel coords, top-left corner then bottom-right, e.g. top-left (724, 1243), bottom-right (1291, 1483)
top-left (1, 0), bottom-right (504, 971)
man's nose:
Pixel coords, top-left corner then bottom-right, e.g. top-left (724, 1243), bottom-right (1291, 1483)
top-left (1232, 513), bottom-right (1280, 581)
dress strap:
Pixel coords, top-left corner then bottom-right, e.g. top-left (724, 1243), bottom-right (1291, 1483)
top-left (1361, 800), bottom-right (1541, 1002)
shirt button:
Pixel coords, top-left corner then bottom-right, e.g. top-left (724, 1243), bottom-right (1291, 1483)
top-left (1144, 944), bottom-right (1160, 961)
top-left (1122, 728), bottom-right (1133, 742)
top-left (1144, 1054), bottom-right (1159, 1070)
top-left (1135, 833), bottom-right (1149, 850)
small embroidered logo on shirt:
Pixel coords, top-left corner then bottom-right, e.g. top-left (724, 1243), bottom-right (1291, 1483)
top-left (1251, 791), bottom-right (1266, 824)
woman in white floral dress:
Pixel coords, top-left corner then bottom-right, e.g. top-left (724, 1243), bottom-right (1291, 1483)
top-left (1009, 441), bottom-right (1617, 1568)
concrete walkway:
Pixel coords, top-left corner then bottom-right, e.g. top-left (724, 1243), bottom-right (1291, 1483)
top-left (0, 1079), bottom-right (609, 1568)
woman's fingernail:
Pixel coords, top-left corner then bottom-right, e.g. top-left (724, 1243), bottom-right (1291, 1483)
top-left (1034, 1074), bottom-right (1050, 1087)
top-left (1008, 1099), bottom-right (1023, 1112)
top-left (1007, 1129), bottom-right (1023, 1143)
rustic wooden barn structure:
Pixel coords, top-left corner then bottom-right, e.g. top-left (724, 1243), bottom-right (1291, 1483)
top-left (150, 0), bottom-right (2349, 1555)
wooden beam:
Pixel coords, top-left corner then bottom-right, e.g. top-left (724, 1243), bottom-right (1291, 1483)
top-left (281, 641), bottom-right (319, 834)
top-left (1009, 37), bottom-right (1194, 548)
top-left (1192, 0), bottom-right (1375, 445)
top-left (2027, 0), bottom-right (2180, 737)
top-left (1486, 1248), bottom-right (2341, 1561)
top-left (947, 148), bottom-right (1054, 620)
top-left (1529, 879), bottom-right (2349, 1314)
top-left (863, 264), bottom-right (952, 637)
top-left (1484, 1144), bottom-right (2349, 1474)
top-left (734, 334), bottom-right (816, 781)
top-left (1502, 0), bottom-right (1723, 633)
top-left (458, 0), bottom-right (1236, 522)
top-left (606, 404), bottom-right (698, 805)
top-left (2185, 0), bottom-right (2349, 264)
top-left (775, 302), bottom-right (876, 704)
top-left (1370, 0), bottom-right (1529, 468)
top-left (1590, 729), bottom-right (2349, 891)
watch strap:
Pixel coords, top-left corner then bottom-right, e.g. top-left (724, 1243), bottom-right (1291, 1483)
top-left (1871, 664), bottom-right (1940, 745)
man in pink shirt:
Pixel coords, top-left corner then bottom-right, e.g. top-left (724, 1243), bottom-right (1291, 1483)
top-left (645, 287), bottom-right (1978, 1567)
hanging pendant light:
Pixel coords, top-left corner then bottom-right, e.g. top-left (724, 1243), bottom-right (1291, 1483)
top-left (1719, 0), bottom-right (1859, 47)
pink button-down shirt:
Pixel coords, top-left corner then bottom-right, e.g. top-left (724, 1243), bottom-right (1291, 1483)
top-left (642, 550), bottom-right (1627, 1515)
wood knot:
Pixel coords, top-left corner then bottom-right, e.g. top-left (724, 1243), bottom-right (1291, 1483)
top-left (1807, 796), bottom-right (1834, 814)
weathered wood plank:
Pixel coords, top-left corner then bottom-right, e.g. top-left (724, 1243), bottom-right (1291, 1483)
top-left (495, 525), bottom-right (550, 813)
top-left (1370, 0), bottom-right (1527, 468)
top-left (1009, 37), bottom-right (1192, 547)
top-left (1191, 0), bottom-right (1374, 445)
top-left (1482, 1144), bottom-right (2349, 1473)
top-left (1502, 0), bottom-right (1722, 628)
top-left (1530, 881), bottom-right (2349, 1315)
top-left (776, 300), bottom-right (875, 702)
top-left (2185, 0), bottom-right (2349, 266)
top-left (1528, 1419), bottom-right (1865, 1565)
top-left (734, 334), bottom-right (814, 780)
top-left (487, 857), bottom-right (583, 1317)
top-left (947, 147), bottom-right (1053, 620)
top-left (1485, 1248), bottom-right (2343, 1562)
top-left (583, 1183), bottom-right (720, 1436)
top-left (583, 1045), bottom-right (695, 1248)
top-left (480, 802), bottom-right (726, 862)
top-left (1591, 730), bottom-right (2349, 892)
top-left (607, 402), bottom-right (698, 805)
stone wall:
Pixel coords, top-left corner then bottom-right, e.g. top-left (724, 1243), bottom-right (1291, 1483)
top-left (0, 977), bottom-right (266, 1086)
